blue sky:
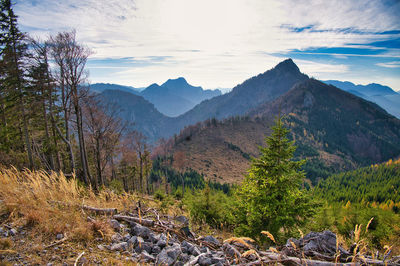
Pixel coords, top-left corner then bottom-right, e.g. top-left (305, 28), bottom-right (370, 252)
top-left (15, 0), bottom-right (400, 92)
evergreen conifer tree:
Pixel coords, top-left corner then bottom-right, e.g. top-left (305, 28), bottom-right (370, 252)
top-left (235, 115), bottom-right (316, 243)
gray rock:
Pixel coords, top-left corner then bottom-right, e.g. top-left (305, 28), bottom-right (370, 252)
top-left (175, 215), bottom-right (189, 225)
top-left (128, 236), bottom-right (138, 246)
top-left (211, 256), bottom-right (225, 264)
top-left (200, 246), bottom-right (208, 253)
top-left (9, 228), bottom-right (17, 236)
top-left (131, 223), bottom-right (158, 242)
top-left (56, 233), bottom-right (64, 240)
top-left (198, 254), bottom-right (212, 266)
top-left (122, 233), bottom-right (131, 242)
top-left (134, 240), bottom-right (152, 254)
top-left (111, 233), bottom-right (123, 243)
top-left (140, 250), bottom-right (155, 262)
top-left (97, 244), bottom-right (106, 251)
top-left (156, 243), bottom-right (181, 266)
top-left (110, 242), bottom-right (128, 251)
top-left (222, 243), bottom-right (241, 258)
top-left (157, 239), bottom-right (167, 248)
top-left (189, 245), bottom-right (201, 256)
top-left (152, 245), bottom-right (161, 255)
top-left (109, 219), bottom-right (121, 231)
top-left (181, 246), bottom-right (188, 254)
top-left (202, 235), bottom-right (219, 245)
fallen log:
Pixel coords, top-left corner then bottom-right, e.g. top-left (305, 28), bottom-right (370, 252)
top-left (113, 214), bottom-right (154, 227)
top-left (257, 251), bottom-right (386, 266)
top-left (82, 205), bottom-right (117, 215)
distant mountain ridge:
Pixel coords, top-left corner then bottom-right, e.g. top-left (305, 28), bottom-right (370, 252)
top-left (140, 78), bottom-right (221, 117)
top-left (164, 77), bottom-right (400, 184)
top-left (323, 80), bottom-right (400, 118)
top-left (92, 78), bottom-right (222, 117)
top-left (91, 83), bottom-right (140, 94)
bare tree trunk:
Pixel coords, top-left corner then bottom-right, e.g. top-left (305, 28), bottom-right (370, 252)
top-left (41, 85), bottom-right (54, 170)
top-left (95, 137), bottom-right (102, 188)
top-left (74, 101), bottom-right (90, 185)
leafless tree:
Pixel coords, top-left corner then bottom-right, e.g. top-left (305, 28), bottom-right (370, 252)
top-left (49, 30), bottom-right (93, 184)
top-left (83, 93), bottom-right (126, 189)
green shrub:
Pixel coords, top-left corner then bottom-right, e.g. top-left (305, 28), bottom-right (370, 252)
top-left (184, 185), bottom-right (234, 228)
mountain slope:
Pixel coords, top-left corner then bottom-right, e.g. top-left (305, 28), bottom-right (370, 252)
top-left (164, 79), bottom-right (400, 184)
top-left (99, 90), bottom-right (175, 142)
top-left (324, 80), bottom-right (400, 118)
top-left (174, 59), bottom-right (309, 128)
top-left (140, 83), bottom-right (195, 117)
top-left (314, 158), bottom-right (400, 203)
top-left (91, 83), bottom-right (140, 94)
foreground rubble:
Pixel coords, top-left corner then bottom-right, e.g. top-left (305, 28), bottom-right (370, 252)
top-left (1, 204), bottom-right (399, 265)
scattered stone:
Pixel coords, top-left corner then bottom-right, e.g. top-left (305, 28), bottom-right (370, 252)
top-left (223, 243), bottom-right (241, 258)
top-left (9, 228), bottom-right (17, 236)
top-left (174, 215), bottom-right (189, 225)
top-left (140, 250), bottom-right (155, 262)
top-left (156, 243), bottom-right (182, 266)
top-left (122, 233), bottom-right (131, 242)
top-left (202, 235), bottom-right (219, 245)
top-left (111, 233), bottom-right (123, 243)
top-left (128, 236), bottom-right (138, 246)
top-left (197, 254), bottom-right (212, 266)
top-left (110, 242), bottom-right (128, 251)
top-left (157, 239), bottom-right (167, 248)
top-left (56, 233), bottom-right (64, 240)
top-left (134, 237), bottom-right (152, 254)
top-left (283, 230), bottom-right (350, 258)
top-left (152, 244), bottom-right (161, 255)
top-left (131, 223), bottom-right (157, 242)
top-left (97, 244), bottom-right (106, 251)
top-left (109, 219), bottom-right (121, 231)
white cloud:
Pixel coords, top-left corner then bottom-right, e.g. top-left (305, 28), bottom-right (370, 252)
top-left (376, 61), bottom-right (400, 68)
top-left (14, 0), bottom-right (400, 89)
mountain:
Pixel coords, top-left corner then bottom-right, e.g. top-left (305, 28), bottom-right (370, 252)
top-left (164, 78), bottom-right (400, 184)
top-left (91, 83), bottom-right (140, 94)
top-left (174, 59), bottom-right (309, 128)
top-left (99, 90), bottom-right (174, 142)
top-left (139, 78), bottom-right (221, 117)
top-left (324, 80), bottom-right (400, 118)
top-left (140, 83), bottom-right (196, 117)
top-left (161, 77), bottom-right (221, 104)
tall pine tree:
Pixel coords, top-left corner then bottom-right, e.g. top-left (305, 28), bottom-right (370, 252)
top-left (0, 0), bottom-right (33, 168)
top-left (235, 115), bottom-right (316, 243)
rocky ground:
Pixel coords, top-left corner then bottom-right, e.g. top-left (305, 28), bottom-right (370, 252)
top-left (1, 206), bottom-right (399, 265)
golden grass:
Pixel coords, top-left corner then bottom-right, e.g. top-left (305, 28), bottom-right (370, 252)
top-left (0, 167), bottom-right (140, 242)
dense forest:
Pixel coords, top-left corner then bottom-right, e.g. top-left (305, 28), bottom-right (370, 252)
top-left (315, 158), bottom-right (400, 203)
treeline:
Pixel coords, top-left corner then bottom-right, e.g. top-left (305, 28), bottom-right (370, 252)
top-left (149, 155), bottom-right (232, 195)
top-left (314, 159), bottom-right (400, 204)
top-left (0, 0), bottom-right (152, 192)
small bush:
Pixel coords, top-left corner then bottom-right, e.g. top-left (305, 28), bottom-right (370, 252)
top-left (184, 185), bottom-right (234, 228)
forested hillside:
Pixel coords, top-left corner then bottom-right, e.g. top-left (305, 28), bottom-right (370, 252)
top-left (315, 158), bottom-right (400, 203)
top-left (163, 78), bottom-right (400, 184)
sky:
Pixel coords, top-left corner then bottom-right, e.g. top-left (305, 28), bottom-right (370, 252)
top-left (15, 0), bottom-right (400, 92)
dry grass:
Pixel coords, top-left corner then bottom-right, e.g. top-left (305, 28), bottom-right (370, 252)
top-left (0, 167), bottom-right (143, 242)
